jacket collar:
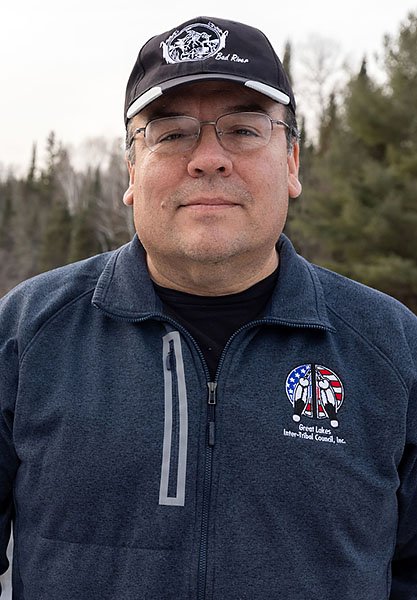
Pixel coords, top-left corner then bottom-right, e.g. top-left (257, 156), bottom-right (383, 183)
top-left (265, 236), bottom-right (335, 331)
top-left (92, 234), bottom-right (335, 332)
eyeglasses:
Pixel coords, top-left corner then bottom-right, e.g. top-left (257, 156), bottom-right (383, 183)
top-left (131, 111), bottom-right (296, 155)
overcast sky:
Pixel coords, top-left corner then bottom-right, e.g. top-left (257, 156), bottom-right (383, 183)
top-left (1, 0), bottom-right (416, 174)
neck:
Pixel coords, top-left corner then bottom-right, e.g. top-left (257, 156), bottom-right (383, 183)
top-left (146, 249), bottom-right (279, 296)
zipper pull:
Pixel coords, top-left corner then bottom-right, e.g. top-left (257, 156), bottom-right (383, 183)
top-left (207, 382), bottom-right (217, 405)
top-left (166, 340), bottom-right (175, 370)
top-left (207, 382), bottom-right (217, 446)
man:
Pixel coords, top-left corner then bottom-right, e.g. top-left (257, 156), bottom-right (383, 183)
top-left (0, 16), bottom-right (416, 600)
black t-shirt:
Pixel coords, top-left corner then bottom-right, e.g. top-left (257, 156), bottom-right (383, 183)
top-left (153, 268), bottom-right (278, 379)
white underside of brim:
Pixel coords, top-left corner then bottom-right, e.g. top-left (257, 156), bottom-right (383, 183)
top-left (127, 87), bottom-right (163, 119)
top-left (126, 74), bottom-right (290, 119)
top-left (244, 80), bottom-right (290, 105)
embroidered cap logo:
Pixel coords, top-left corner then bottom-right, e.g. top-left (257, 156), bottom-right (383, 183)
top-left (160, 22), bottom-right (229, 64)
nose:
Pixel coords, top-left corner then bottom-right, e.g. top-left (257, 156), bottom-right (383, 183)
top-left (187, 124), bottom-right (233, 178)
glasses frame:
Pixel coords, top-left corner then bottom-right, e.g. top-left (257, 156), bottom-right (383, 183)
top-left (131, 111), bottom-right (298, 154)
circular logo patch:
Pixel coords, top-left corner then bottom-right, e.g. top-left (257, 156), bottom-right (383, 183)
top-left (160, 21), bottom-right (228, 64)
top-left (286, 364), bottom-right (344, 428)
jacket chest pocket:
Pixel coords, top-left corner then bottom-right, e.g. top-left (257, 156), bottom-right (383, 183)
top-left (160, 331), bottom-right (189, 507)
top-left (23, 330), bottom-right (197, 551)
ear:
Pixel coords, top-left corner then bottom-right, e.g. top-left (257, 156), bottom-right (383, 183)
top-left (123, 157), bottom-right (135, 206)
top-left (287, 143), bottom-right (302, 199)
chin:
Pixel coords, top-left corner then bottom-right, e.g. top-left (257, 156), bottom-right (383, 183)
top-left (181, 242), bottom-right (250, 265)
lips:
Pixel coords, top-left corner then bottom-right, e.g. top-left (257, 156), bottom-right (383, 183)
top-left (180, 197), bottom-right (240, 207)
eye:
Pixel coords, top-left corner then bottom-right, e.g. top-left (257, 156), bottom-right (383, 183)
top-left (232, 127), bottom-right (260, 137)
top-left (148, 117), bottom-right (198, 146)
top-left (221, 120), bottom-right (264, 138)
top-left (156, 129), bottom-right (190, 143)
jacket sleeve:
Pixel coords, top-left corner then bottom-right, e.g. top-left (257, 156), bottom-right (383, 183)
top-left (390, 380), bottom-right (417, 598)
top-left (0, 295), bottom-right (20, 591)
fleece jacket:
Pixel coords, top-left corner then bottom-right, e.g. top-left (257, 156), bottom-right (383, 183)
top-left (0, 234), bottom-right (417, 599)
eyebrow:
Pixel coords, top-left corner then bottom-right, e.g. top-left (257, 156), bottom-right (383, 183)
top-left (144, 103), bottom-right (270, 121)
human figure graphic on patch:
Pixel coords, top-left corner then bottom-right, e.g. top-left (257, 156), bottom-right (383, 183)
top-left (288, 364), bottom-right (344, 428)
top-left (317, 376), bottom-right (339, 428)
top-left (292, 375), bottom-right (309, 423)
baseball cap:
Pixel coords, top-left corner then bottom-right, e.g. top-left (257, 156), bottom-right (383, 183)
top-left (124, 16), bottom-right (296, 125)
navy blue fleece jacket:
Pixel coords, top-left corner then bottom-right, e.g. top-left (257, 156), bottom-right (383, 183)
top-left (0, 235), bottom-right (417, 599)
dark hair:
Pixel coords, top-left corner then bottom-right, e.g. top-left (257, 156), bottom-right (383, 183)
top-left (125, 121), bottom-right (136, 163)
top-left (284, 107), bottom-right (300, 153)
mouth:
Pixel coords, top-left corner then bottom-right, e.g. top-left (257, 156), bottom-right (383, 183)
top-left (180, 197), bottom-right (240, 210)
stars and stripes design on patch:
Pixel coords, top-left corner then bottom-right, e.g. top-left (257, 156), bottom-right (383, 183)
top-left (285, 363), bottom-right (344, 428)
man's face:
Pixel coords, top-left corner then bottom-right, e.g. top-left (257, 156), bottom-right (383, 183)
top-left (126, 81), bottom-right (302, 283)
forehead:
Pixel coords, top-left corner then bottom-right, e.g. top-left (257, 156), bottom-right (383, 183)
top-left (137, 81), bottom-right (283, 121)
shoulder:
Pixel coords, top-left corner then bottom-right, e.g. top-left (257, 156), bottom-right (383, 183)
top-left (312, 262), bottom-right (417, 374)
top-left (0, 250), bottom-right (116, 352)
top-left (313, 262), bottom-right (415, 322)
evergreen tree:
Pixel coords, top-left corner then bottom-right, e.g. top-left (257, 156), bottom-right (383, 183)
top-left (68, 168), bottom-right (102, 263)
top-left (0, 175), bottom-right (19, 295)
top-left (38, 198), bottom-right (72, 272)
top-left (27, 143), bottom-right (37, 187)
top-left (282, 41), bottom-right (293, 85)
top-left (317, 91), bottom-right (339, 156)
top-left (0, 177), bottom-right (15, 251)
top-left (290, 11), bottom-right (417, 312)
top-left (38, 134), bottom-right (73, 272)
top-left (0, 132), bottom-right (131, 296)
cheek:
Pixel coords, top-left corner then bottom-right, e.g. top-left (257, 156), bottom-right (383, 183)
top-left (132, 161), bottom-right (178, 237)
top-left (134, 153), bottom-right (184, 205)
top-left (251, 155), bottom-right (290, 227)
top-left (241, 152), bottom-right (287, 200)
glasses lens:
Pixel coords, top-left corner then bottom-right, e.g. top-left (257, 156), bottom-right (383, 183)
top-left (143, 112), bottom-right (273, 154)
top-left (145, 117), bottom-right (199, 153)
top-left (216, 113), bottom-right (271, 152)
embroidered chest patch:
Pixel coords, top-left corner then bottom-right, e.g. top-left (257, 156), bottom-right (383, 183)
top-left (285, 363), bottom-right (344, 428)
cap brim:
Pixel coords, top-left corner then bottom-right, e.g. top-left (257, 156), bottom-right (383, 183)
top-left (126, 73), bottom-right (290, 120)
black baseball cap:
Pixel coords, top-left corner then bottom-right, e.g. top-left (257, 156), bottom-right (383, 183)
top-left (124, 16), bottom-right (296, 125)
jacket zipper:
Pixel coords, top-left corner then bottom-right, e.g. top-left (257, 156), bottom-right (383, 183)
top-left (92, 306), bottom-right (332, 598)
top-left (167, 339), bottom-right (179, 498)
top-left (195, 319), bottom-right (332, 600)
top-left (197, 381), bottom-right (217, 600)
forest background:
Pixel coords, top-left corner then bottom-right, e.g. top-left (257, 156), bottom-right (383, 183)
top-left (0, 12), bottom-right (416, 312)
